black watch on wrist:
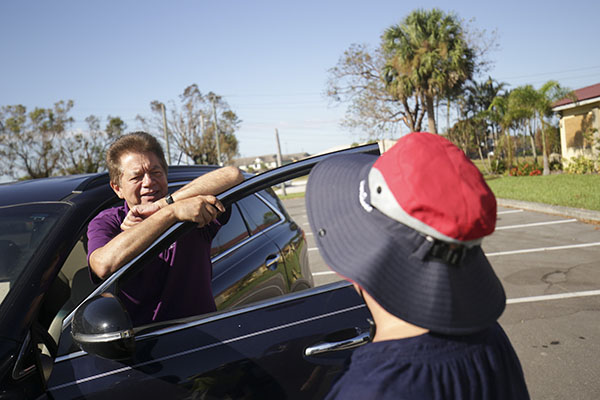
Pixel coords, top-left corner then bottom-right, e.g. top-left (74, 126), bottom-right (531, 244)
top-left (165, 194), bottom-right (175, 205)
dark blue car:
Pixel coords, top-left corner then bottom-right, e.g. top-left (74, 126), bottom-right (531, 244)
top-left (0, 144), bottom-right (378, 399)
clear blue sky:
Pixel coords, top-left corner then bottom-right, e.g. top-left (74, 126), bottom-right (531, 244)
top-left (1, 0), bottom-right (599, 158)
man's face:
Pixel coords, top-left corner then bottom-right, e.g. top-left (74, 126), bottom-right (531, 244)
top-left (110, 151), bottom-right (168, 207)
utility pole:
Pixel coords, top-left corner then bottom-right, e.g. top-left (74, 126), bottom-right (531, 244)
top-left (210, 95), bottom-right (222, 166)
top-left (161, 103), bottom-right (171, 164)
top-left (275, 128), bottom-right (286, 196)
top-left (199, 114), bottom-right (205, 165)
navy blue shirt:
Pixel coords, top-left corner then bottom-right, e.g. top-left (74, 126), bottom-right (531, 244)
top-left (326, 323), bottom-right (529, 400)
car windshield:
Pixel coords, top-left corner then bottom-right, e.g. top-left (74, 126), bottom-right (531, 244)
top-left (0, 203), bottom-right (69, 307)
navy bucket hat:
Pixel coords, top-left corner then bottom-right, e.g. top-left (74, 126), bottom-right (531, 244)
top-left (306, 132), bottom-right (505, 335)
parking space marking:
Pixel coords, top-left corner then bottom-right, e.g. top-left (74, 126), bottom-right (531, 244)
top-left (496, 219), bottom-right (577, 230)
top-left (310, 272), bottom-right (600, 304)
top-left (311, 270), bottom-right (600, 304)
top-left (313, 271), bottom-right (335, 276)
top-left (314, 242), bottom-right (600, 257)
top-left (487, 242), bottom-right (600, 257)
top-left (507, 289), bottom-right (600, 304)
top-left (497, 209), bottom-right (524, 215)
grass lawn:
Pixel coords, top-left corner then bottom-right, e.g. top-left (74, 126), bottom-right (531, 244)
top-left (486, 174), bottom-right (600, 211)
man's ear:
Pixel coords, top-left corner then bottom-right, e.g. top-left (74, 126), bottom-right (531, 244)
top-left (110, 180), bottom-right (124, 199)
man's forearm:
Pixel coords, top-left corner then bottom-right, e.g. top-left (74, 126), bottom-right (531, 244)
top-left (90, 193), bottom-right (223, 280)
top-left (159, 166), bottom-right (243, 207)
top-left (89, 206), bottom-right (178, 280)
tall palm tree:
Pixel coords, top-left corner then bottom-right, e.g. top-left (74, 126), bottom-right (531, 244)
top-left (463, 77), bottom-right (507, 151)
top-left (534, 81), bottom-right (572, 175)
top-left (509, 81), bottom-right (571, 174)
top-left (382, 8), bottom-right (475, 134)
top-left (488, 93), bottom-right (516, 169)
top-left (508, 85), bottom-right (539, 162)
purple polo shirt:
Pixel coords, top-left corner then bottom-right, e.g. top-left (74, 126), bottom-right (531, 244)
top-left (87, 201), bottom-right (226, 326)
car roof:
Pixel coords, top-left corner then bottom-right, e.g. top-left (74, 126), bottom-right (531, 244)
top-left (0, 165), bottom-right (224, 207)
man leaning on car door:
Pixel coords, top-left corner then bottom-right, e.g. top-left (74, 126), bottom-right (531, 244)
top-left (86, 131), bottom-right (243, 326)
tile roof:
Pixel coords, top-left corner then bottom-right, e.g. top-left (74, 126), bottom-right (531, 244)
top-left (553, 82), bottom-right (600, 107)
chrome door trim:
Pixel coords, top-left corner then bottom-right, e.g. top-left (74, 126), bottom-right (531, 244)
top-left (304, 331), bottom-right (370, 356)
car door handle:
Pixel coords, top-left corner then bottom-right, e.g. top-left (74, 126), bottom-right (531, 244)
top-left (265, 254), bottom-right (280, 270)
top-left (304, 331), bottom-right (370, 356)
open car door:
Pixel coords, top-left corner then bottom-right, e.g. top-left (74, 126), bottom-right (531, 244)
top-left (48, 144), bottom-right (379, 399)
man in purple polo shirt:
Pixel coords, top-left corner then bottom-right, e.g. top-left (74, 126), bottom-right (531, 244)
top-left (87, 132), bottom-right (243, 326)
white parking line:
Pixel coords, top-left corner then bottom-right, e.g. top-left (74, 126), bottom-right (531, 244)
top-left (312, 241), bottom-right (600, 255)
top-left (487, 242), bottom-right (600, 257)
top-left (311, 272), bottom-right (600, 304)
top-left (496, 219), bottom-right (577, 230)
top-left (507, 290), bottom-right (600, 304)
top-left (312, 271), bottom-right (335, 276)
top-left (497, 209), bottom-right (524, 215)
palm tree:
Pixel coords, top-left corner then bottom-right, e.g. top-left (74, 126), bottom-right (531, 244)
top-left (508, 85), bottom-right (539, 162)
top-left (382, 8), bottom-right (475, 134)
top-left (463, 77), bottom-right (507, 152)
top-left (509, 81), bottom-right (571, 175)
top-left (534, 81), bottom-right (572, 175)
top-left (488, 93), bottom-right (516, 169)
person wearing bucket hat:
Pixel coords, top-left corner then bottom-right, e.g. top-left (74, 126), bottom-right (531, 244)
top-left (306, 132), bottom-right (529, 399)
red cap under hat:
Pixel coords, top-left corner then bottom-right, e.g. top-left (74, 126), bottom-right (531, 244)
top-left (369, 132), bottom-right (496, 244)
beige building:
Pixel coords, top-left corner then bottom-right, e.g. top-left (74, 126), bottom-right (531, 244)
top-left (552, 83), bottom-right (600, 163)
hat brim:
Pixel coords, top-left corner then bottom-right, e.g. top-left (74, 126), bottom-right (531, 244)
top-left (306, 153), bottom-right (506, 334)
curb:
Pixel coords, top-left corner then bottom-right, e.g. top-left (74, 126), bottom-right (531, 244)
top-left (497, 198), bottom-right (600, 224)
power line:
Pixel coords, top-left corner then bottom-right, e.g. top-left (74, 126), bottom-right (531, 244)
top-left (496, 65), bottom-right (600, 81)
top-left (503, 73), bottom-right (600, 88)
top-left (224, 92), bottom-right (322, 98)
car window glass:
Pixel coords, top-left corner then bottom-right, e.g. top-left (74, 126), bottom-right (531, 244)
top-left (272, 175), bottom-right (342, 289)
top-left (0, 203), bottom-right (69, 308)
top-left (211, 203), bottom-right (250, 258)
top-left (261, 187), bottom-right (290, 218)
top-left (238, 194), bottom-right (281, 235)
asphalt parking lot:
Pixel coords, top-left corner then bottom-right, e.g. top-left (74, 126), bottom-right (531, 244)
top-left (283, 196), bottom-right (600, 400)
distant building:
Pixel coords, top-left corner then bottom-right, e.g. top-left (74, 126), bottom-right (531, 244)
top-left (232, 152), bottom-right (310, 173)
top-left (552, 83), bottom-right (600, 163)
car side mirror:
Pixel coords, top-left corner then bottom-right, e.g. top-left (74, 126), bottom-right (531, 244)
top-left (71, 294), bottom-right (135, 360)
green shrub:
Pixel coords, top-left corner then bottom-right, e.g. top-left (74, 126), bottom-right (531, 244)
top-left (549, 160), bottom-right (563, 171)
top-left (489, 158), bottom-right (506, 175)
top-left (564, 156), bottom-right (597, 174)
